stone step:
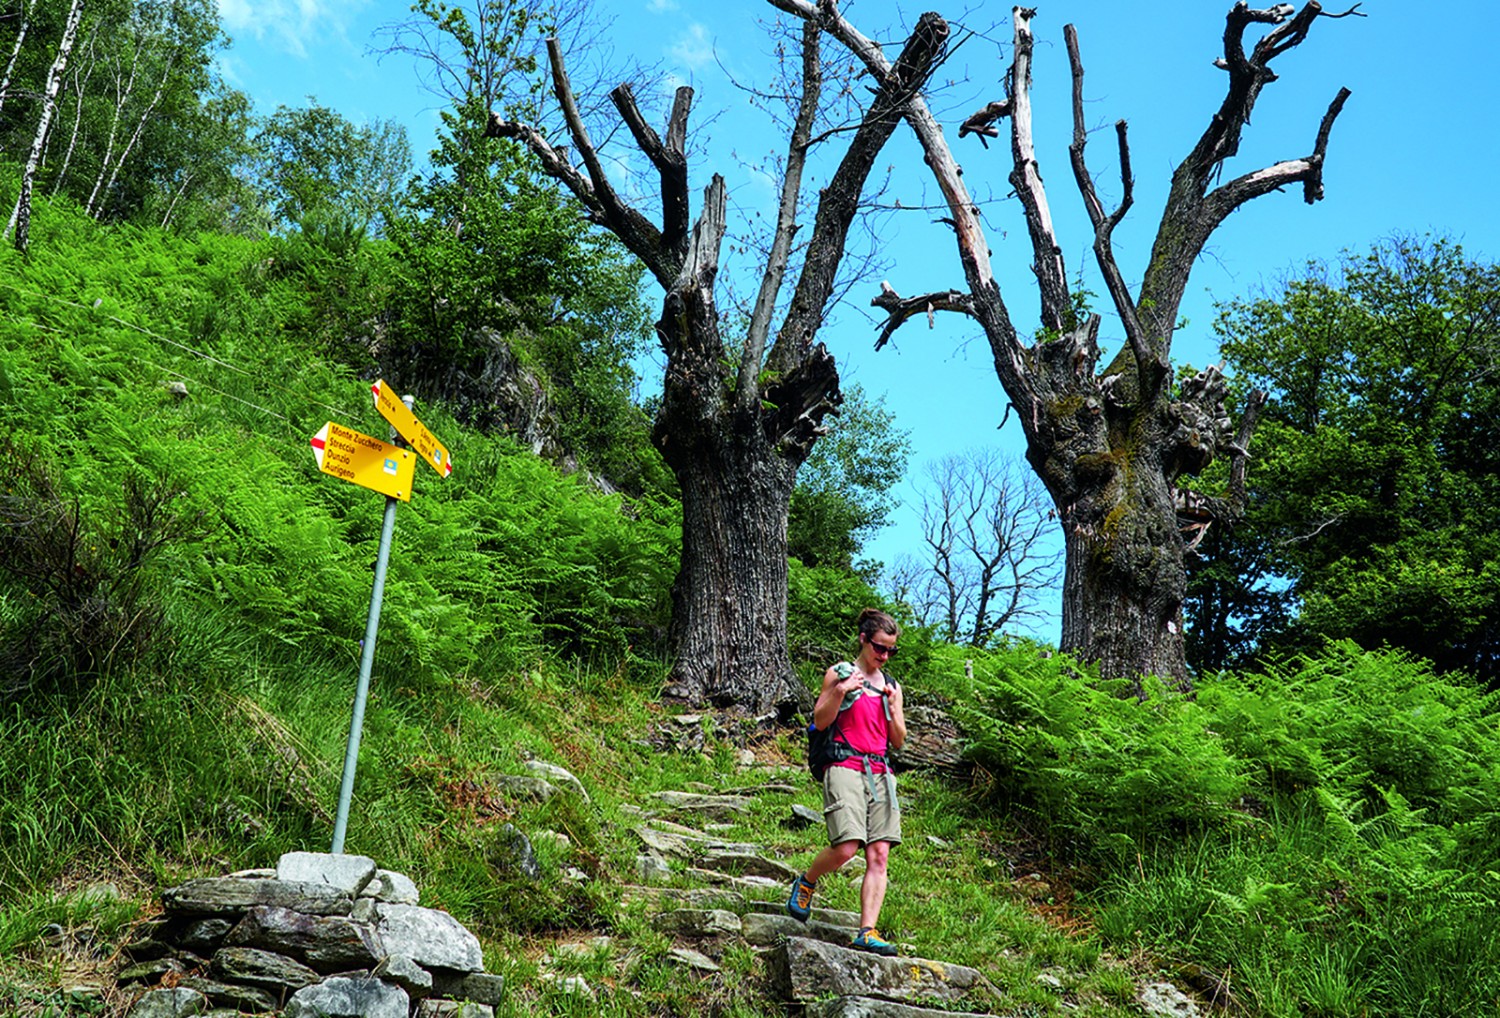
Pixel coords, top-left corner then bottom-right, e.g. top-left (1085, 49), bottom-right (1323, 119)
top-left (653, 792), bottom-right (751, 818)
top-left (644, 819), bottom-right (716, 840)
top-left (695, 849), bottom-right (800, 882)
top-left (743, 912), bottom-right (863, 950)
top-left (717, 782), bottom-right (800, 797)
top-left (618, 885), bottom-right (750, 910)
top-left (768, 936), bottom-right (998, 1010)
top-left (806, 996), bottom-right (1005, 1018)
top-left (633, 826), bottom-right (703, 859)
top-left (685, 867), bottom-right (782, 892)
top-left (745, 900), bottom-right (862, 928)
top-left (653, 909), bottom-right (742, 939)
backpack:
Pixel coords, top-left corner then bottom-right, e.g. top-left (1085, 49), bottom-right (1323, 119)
top-left (807, 714), bottom-right (856, 782)
top-left (806, 663), bottom-right (893, 781)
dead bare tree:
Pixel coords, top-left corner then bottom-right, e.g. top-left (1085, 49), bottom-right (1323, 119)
top-left (892, 448), bottom-right (1059, 647)
top-left (487, 13), bottom-right (948, 712)
top-left (780, 0), bottom-right (1357, 690)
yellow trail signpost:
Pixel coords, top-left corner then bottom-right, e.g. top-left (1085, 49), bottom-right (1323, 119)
top-left (307, 387), bottom-right (451, 854)
top-left (371, 378), bottom-right (452, 477)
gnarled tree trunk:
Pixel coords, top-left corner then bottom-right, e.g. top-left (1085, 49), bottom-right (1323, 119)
top-left (789, 0), bottom-right (1352, 690)
top-left (490, 14), bottom-right (948, 712)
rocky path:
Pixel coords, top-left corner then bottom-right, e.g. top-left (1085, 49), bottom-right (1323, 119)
top-left (115, 752), bottom-right (1201, 1018)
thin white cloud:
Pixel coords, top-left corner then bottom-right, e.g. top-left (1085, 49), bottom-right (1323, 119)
top-left (747, 163), bottom-right (778, 201)
top-left (669, 23), bottom-right (715, 71)
top-left (217, 0), bottom-right (362, 60)
top-left (604, 149), bottom-right (644, 204)
top-left (215, 50), bottom-right (246, 89)
top-left (647, 0), bottom-right (679, 11)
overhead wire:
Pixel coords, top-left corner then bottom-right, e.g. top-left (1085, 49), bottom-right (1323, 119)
top-left (0, 278), bottom-right (357, 428)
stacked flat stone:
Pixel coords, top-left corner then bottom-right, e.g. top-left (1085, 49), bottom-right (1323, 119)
top-left (119, 852), bottom-right (503, 1017)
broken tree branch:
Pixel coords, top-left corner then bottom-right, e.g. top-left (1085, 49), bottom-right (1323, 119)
top-left (1066, 23), bottom-right (1159, 382)
top-left (1205, 85), bottom-right (1350, 219)
top-left (958, 99), bottom-right (1010, 145)
top-left (485, 113), bottom-right (596, 206)
top-left (1007, 7), bottom-right (1070, 335)
top-left (1139, 1), bottom-right (1351, 357)
top-left (770, 0), bottom-right (1038, 423)
top-left (610, 82), bottom-right (693, 262)
top-left (769, 9), bottom-right (951, 371)
top-left (544, 37), bottom-right (672, 286)
top-left (870, 282), bottom-right (977, 350)
top-left (739, 18), bottom-right (821, 411)
top-left (1225, 388), bottom-right (1266, 512)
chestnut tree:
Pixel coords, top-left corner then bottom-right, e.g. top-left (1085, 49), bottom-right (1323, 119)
top-left (488, 11), bottom-right (949, 711)
top-left (780, 0), bottom-right (1360, 689)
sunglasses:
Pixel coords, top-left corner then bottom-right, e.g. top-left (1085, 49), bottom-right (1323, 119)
top-left (867, 638), bottom-right (898, 658)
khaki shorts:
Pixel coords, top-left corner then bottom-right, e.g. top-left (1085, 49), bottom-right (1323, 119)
top-left (822, 764), bottom-right (902, 847)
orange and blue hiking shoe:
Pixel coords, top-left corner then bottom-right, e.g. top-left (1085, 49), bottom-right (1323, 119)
top-left (851, 926), bottom-right (898, 956)
top-left (786, 873), bottom-right (816, 922)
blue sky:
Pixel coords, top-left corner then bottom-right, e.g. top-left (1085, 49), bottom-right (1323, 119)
top-left (214, 0), bottom-right (1499, 641)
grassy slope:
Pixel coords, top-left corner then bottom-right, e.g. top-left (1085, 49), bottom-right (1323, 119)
top-left (4, 197), bottom-right (1500, 1018)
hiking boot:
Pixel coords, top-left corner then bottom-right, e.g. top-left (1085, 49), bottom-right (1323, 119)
top-left (785, 873), bottom-right (816, 922)
top-left (851, 926), bottom-right (898, 956)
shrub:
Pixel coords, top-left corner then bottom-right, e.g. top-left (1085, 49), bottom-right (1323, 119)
top-left (959, 655), bottom-right (1249, 862)
top-left (1203, 641), bottom-right (1500, 827)
top-left (0, 441), bottom-right (201, 700)
top-left (786, 561), bottom-right (934, 691)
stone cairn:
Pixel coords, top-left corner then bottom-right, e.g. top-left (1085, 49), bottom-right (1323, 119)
top-left (119, 851), bottom-right (503, 1018)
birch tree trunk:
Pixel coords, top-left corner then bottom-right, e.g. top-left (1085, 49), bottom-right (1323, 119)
top-left (0, 0), bottom-right (35, 121)
top-left (85, 32), bottom-right (139, 217)
top-left (7, 0), bottom-right (85, 252)
top-left (93, 50), bottom-right (174, 220)
top-left (158, 168), bottom-right (193, 229)
top-left (51, 26), bottom-right (101, 196)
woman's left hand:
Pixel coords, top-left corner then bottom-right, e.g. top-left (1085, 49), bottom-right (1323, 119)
top-left (885, 679), bottom-right (903, 712)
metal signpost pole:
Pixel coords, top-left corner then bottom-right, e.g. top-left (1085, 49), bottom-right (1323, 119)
top-left (314, 386), bottom-right (447, 854)
top-left (329, 492), bottom-right (395, 854)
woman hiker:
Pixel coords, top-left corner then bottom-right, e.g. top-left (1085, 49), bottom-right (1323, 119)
top-left (786, 608), bottom-right (906, 956)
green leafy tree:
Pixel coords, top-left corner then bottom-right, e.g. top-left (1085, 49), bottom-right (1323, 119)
top-left (149, 79), bottom-right (260, 232)
top-left (252, 100), bottom-right (411, 234)
top-left (1194, 238), bottom-right (1500, 681)
top-left (0, 0), bottom-right (37, 124)
top-left (378, 2), bottom-right (660, 494)
top-left (0, 0), bottom-right (254, 232)
top-left (787, 383), bottom-right (910, 574)
top-left (1182, 510), bottom-right (1295, 674)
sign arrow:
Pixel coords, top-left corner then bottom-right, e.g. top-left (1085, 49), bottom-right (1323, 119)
top-left (310, 424), bottom-right (328, 469)
top-left (371, 380), bottom-right (453, 478)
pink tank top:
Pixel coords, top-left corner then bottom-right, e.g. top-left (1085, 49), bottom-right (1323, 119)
top-left (832, 682), bottom-right (891, 775)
